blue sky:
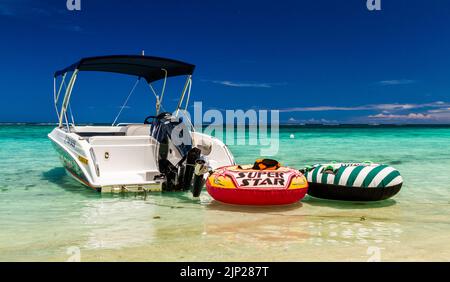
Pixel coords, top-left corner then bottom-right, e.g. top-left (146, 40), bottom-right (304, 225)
top-left (0, 0), bottom-right (450, 124)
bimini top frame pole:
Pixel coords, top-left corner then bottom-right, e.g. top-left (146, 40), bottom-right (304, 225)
top-left (56, 70), bottom-right (79, 129)
top-left (53, 73), bottom-right (66, 119)
top-left (148, 68), bottom-right (168, 115)
top-left (175, 75), bottom-right (193, 117)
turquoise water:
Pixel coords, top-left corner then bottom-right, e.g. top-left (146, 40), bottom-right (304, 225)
top-left (1, 125), bottom-right (450, 261)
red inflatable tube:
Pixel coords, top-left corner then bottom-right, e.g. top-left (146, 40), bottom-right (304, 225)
top-left (206, 165), bottom-right (308, 206)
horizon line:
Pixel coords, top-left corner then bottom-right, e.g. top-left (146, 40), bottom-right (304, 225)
top-left (2, 122), bottom-right (450, 127)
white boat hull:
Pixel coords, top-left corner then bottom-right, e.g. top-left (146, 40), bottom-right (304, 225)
top-left (48, 125), bottom-right (234, 193)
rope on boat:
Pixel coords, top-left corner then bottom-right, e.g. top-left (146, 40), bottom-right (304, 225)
top-left (112, 78), bottom-right (141, 126)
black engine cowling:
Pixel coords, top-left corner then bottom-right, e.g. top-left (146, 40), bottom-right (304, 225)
top-left (149, 112), bottom-right (200, 192)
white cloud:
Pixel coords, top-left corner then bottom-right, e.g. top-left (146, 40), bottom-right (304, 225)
top-left (207, 80), bottom-right (286, 88)
top-left (279, 106), bottom-right (368, 112)
top-left (377, 79), bottom-right (416, 86)
top-left (367, 107), bottom-right (450, 122)
top-left (285, 117), bottom-right (338, 124)
top-left (279, 101), bottom-right (450, 123)
top-left (368, 113), bottom-right (432, 120)
top-left (303, 118), bottom-right (339, 124)
top-left (371, 103), bottom-right (419, 110)
top-left (278, 101), bottom-right (449, 113)
top-left (428, 107), bottom-right (450, 113)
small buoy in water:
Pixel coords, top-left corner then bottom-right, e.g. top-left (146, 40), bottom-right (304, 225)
top-left (290, 134), bottom-right (295, 139)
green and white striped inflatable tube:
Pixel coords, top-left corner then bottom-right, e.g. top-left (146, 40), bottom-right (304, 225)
top-left (303, 162), bottom-right (403, 201)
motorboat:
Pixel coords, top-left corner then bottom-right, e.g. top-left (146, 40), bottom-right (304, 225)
top-left (48, 55), bottom-right (235, 194)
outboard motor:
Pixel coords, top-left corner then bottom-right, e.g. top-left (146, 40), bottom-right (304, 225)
top-left (150, 112), bottom-right (200, 192)
top-left (192, 159), bottom-right (209, 197)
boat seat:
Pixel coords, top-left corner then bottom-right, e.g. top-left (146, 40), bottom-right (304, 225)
top-left (76, 132), bottom-right (126, 137)
top-left (125, 124), bottom-right (151, 136)
top-left (88, 135), bottom-right (157, 146)
top-left (71, 126), bottom-right (127, 137)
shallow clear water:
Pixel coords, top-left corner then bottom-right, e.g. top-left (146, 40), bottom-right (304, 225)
top-left (1, 125), bottom-right (449, 261)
